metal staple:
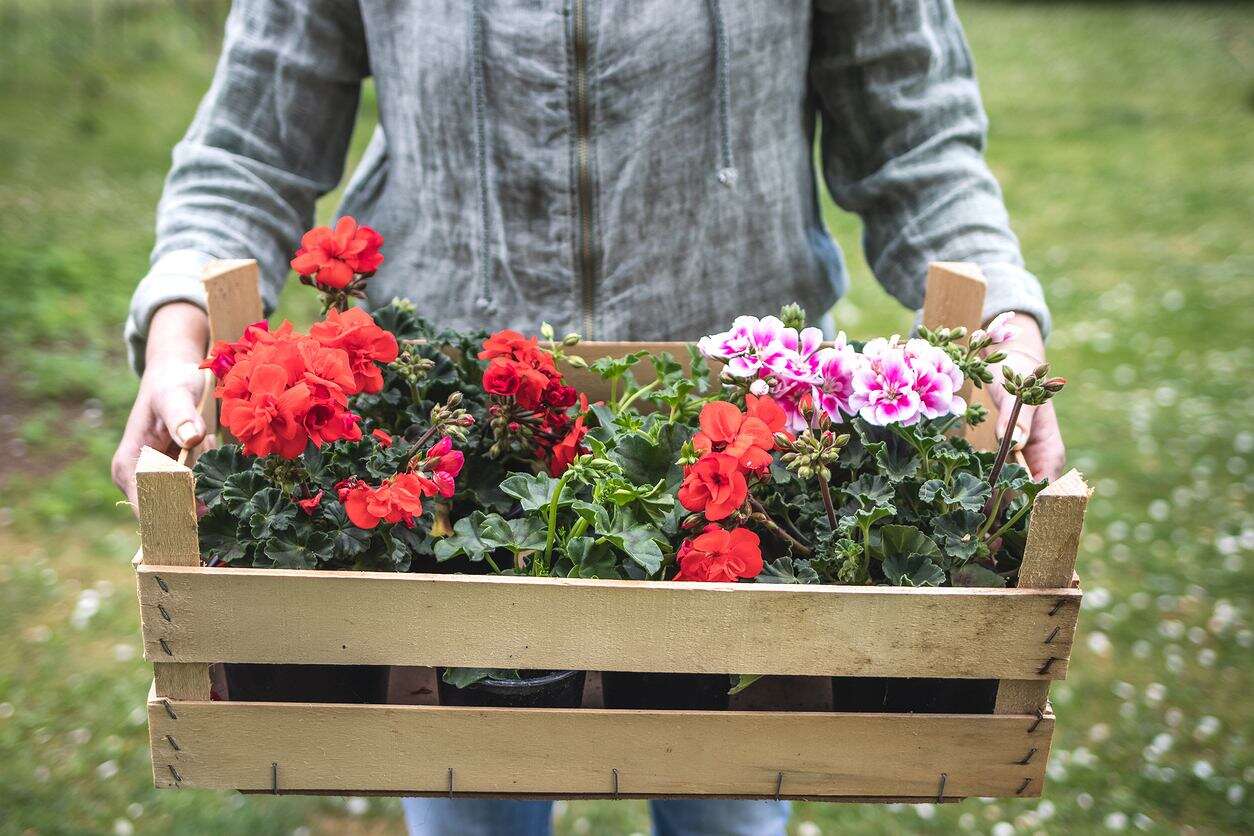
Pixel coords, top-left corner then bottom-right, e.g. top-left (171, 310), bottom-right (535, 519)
top-left (613, 767), bottom-right (620, 798)
top-left (1018, 747), bottom-right (1037, 765)
top-left (155, 575), bottom-right (170, 593)
top-left (1043, 626), bottom-right (1060, 644)
top-left (936, 772), bottom-right (947, 802)
top-left (775, 772), bottom-right (784, 801)
top-left (162, 699), bottom-right (178, 720)
top-left (1048, 597), bottom-right (1067, 616)
top-left (167, 764), bottom-right (182, 784)
top-left (158, 603), bottom-right (173, 622)
top-left (159, 638), bottom-right (174, 656)
top-left (1017, 777), bottom-right (1032, 795)
top-left (1027, 707), bottom-right (1045, 733)
top-left (165, 734), bottom-right (181, 752)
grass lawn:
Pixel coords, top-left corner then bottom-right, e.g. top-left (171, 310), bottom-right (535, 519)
top-left (0, 1), bottom-right (1250, 833)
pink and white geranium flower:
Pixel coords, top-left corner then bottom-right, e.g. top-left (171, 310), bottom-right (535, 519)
top-left (811, 332), bottom-right (865, 422)
top-left (699, 315), bottom-right (824, 430)
top-left (851, 346), bottom-right (922, 426)
top-left (904, 338), bottom-right (965, 419)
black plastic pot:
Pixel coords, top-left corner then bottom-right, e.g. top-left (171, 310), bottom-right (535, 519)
top-left (437, 669), bottom-right (587, 708)
top-left (223, 663), bottom-right (391, 704)
top-left (831, 677), bottom-right (997, 713)
top-left (601, 672), bottom-right (730, 711)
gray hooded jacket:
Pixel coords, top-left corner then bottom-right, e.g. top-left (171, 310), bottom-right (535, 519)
top-left (126, 0), bottom-right (1049, 372)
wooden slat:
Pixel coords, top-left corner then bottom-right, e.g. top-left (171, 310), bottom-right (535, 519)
top-left (995, 469), bottom-right (1091, 714)
top-left (202, 259), bottom-right (263, 345)
top-left (147, 695), bottom-right (1052, 798)
top-left (921, 262), bottom-right (999, 451)
top-left (136, 447), bottom-right (211, 701)
top-left (136, 565), bottom-right (1079, 680)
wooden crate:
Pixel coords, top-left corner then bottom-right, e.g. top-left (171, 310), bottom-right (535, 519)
top-left (134, 261), bottom-right (1089, 801)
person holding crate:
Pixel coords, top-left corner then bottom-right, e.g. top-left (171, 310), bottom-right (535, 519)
top-left (113, 1), bottom-right (1065, 833)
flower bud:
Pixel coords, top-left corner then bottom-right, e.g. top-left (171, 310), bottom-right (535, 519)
top-left (540, 322), bottom-right (555, 340)
top-left (565, 354), bottom-right (588, 369)
top-left (563, 334), bottom-right (581, 346)
top-left (749, 378), bottom-right (770, 397)
top-left (447, 392), bottom-right (463, 407)
top-left (1043, 377), bottom-right (1067, 393)
top-left (779, 302), bottom-right (807, 332)
top-left (1032, 362), bottom-right (1051, 380)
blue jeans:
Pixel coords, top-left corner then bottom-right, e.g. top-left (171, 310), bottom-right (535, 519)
top-left (402, 798), bottom-right (789, 836)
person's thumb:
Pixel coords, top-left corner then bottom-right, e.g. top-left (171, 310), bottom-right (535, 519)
top-left (153, 384), bottom-right (206, 449)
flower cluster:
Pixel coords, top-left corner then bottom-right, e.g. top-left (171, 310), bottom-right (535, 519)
top-left (674, 524), bottom-right (763, 583)
top-left (478, 330), bottom-right (588, 475)
top-left (698, 313), bottom-right (968, 429)
top-left (335, 436), bottom-right (465, 529)
top-left (203, 310), bottom-right (398, 458)
top-left (291, 216), bottom-right (384, 291)
top-left (673, 397), bottom-right (784, 582)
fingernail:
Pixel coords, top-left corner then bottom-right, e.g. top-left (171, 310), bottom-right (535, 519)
top-left (175, 421), bottom-right (198, 447)
top-left (1011, 426), bottom-right (1028, 450)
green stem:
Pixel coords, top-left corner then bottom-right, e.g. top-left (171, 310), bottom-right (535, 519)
top-left (748, 498), bottom-right (812, 556)
top-left (542, 473), bottom-right (572, 567)
top-left (609, 378), bottom-right (619, 406)
top-left (616, 378), bottom-right (659, 414)
top-left (983, 499), bottom-right (1030, 544)
top-left (981, 397), bottom-right (1023, 518)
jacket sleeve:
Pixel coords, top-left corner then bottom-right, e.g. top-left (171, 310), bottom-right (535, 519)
top-left (810, 0), bottom-right (1050, 335)
top-left (125, 0), bottom-right (368, 373)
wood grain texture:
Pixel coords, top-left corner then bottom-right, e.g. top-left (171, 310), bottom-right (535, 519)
top-left (202, 259), bottom-right (263, 345)
top-left (146, 696), bottom-right (1052, 798)
top-left (995, 470), bottom-right (1091, 714)
top-left (921, 262), bottom-right (1000, 450)
top-left (136, 447), bottom-right (211, 701)
top-left (136, 565), bottom-right (1079, 679)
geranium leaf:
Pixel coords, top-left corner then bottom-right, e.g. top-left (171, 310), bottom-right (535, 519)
top-left (434, 512), bottom-right (494, 563)
top-left (246, 489), bottom-right (297, 540)
top-left (220, 470), bottom-right (269, 515)
top-left (193, 445), bottom-right (248, 507)
top-left (440, 667), bottom-right (520, 689)
top-left (950, 564), bottom-right (1006, 587)
top-left (610, 422), bottom-right (687, 487)
top-left (500, 472), bottom-right (567, 512)
top-left (843, 474), bottom-right (895, 508)
top-left (757, 557), bottom-right (820, 584)
top-left (947, 472), bottom-right (992, 511)
top-left (933, 509), bottom-right (985, 562)
top-left (197, 508), bottom-right (248, 565)
top-left (869, 524), bottom-right (940, 562)
top-left (728, 674), bottom-right (763, 695)
top-left (882, 553), bottom-right (946, 587)
top-left (565, 537), bottom-right (621, 579)
top-left (320, 504), bottom-right (371, 558)
top-left (918, 479), bottom-right (945, 505)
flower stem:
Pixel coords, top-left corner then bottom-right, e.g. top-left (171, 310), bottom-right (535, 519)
top-left (542, 472), bottom-right (572, 568)
top-left (981, 396), bottom-right (1023, 518)
top-left (749, 497), bottom-right (811, 554)
top-left (747, 507), bottom-right (813, 556)
top-left (616, 378), bottom-right (659, 414)
top-left (983, 499), bottom-right (1031, 545)
top-left (817, 475), bottom-right (839, 531)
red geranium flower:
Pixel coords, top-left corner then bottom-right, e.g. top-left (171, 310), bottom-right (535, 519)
top-left (372, 429), bottom-right (393, 447)
top-left (548, 398), bottom-right (589, 476)
top-left (290, 216), bottom-right (384, 289)
top-left (420, 436), bottom-right (465, 497)
top-left (677, 452), bottom-right (748, 521)
top-left (297, 490), bottom-right (323, 515)
top-left (693, 397), bottom-right (782, 471)
top-left (342, 473), bottom-right (427, 529)
top-left (309, 307), bottom-right (399, 394)
top-left (674, 524), bottom-right (763, 582)
top-left (201, 320), bottom-right (271, 379)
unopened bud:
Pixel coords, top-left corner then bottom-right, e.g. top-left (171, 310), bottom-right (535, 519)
top-left (540, 322), bottom-right (555, 340)
top-left (563, 334), bottom-right (581, 346)
top-left (447, 392), bottom-right (463, 407)
top-left (773, 432), bottom-right (793, 449)
top-left (1043, 377), bottom-right (1067, 393)
top-left (779, 302), bottom-right (806, 332)
top-left (565, 355), bottom-right (588, 369)
top-left (1032, 362), bottom-right (1051, 380)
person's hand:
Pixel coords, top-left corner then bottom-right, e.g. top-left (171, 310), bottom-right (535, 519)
top-left (112, 302), bottom-right (211, 514)
top-left (984, 312), bottom-right (1066, 481)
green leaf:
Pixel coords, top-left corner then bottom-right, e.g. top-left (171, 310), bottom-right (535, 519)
top-left (193, 445), bottom-right (248, 507)
top-left (260, 529), bottom-right (327, 570)
top-left (500, 472), bottom-right (567, 512)
top-left (610, 422), bottom-right (688, 487)
top-left (440, 667), bottom-right (520, 689)
top-left (933, 510), bottom-right (985, 562)
top-left (728, 674), bottom-right (763, 696)
top-left (918, 479), bottom-right (945, 505)
top-left (868, 524), bottom-right (940, 562)
top-left (434, 513), bottom-right (494, 563)
top-left (757, 557), bottom-right (820, 584)
top-left (950, 564), bottom-right (1006, 587)
top-left (593, 508), bottom-right (666, 575)
top-left (844, 474), bottom-right (895, 508)
top-left (947, 472), bottom-right (992, 511)
top-left (219, 470), bottom-right (269, 515)
top-left (197, 508), bottom-right (248, 565)
top-left (566, 537), bottom-right (621, 579)
top-left (883, 553), bottom-right (946, 587)
top-left (319, 503), bottom-right (372, 558)
top-left (246, 489), bottom-right (297, 540)
top-left (588, 350), bottom-right (648, 381)
top-left (570, 500), bottom-right (612, 532)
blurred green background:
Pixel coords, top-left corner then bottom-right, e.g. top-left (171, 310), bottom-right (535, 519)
top-left (0, 1), bottom-right (1250, 833)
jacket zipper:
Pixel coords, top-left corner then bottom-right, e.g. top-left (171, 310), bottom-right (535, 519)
top-left (572, 0), bottom-right (596, 338)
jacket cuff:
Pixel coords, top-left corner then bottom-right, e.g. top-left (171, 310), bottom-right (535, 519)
top-left (980, 261), bottom-right (1052, 339)
top-left (125, 249), bottom-right (216, 375)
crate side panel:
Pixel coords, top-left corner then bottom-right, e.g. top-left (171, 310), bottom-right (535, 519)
top-left (136, 566), bottom-right (1079, 679)
top-left (146, 700), bottom-right (1051, 798)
